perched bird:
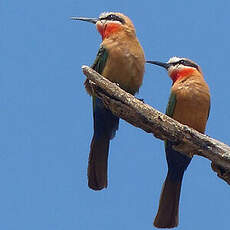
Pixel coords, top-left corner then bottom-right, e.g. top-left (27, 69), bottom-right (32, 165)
top-left (72, 12), bottom-right (145, 190)
top-left (147, 57), bottom-right (210, 228)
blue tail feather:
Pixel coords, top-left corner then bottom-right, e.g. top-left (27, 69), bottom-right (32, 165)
top-left (93, 97), bottom-right (119, 140)
top-left (88, 97), bottom-right (119, 190)
top-left (165, 141), bottom-right (192, 181)
top-left (154, 141), bottom-right (192, 227)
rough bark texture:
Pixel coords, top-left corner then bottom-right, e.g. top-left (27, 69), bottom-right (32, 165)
top-left (82, 65), bottom-right (230, 185)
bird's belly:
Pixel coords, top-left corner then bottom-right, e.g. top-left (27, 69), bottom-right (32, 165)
top-left (102, 49), bottom-right (144, 95)
top-left (173, 90), bottom-right (209, 133)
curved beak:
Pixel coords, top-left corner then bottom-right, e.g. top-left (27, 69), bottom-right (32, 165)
top-left (146, 60), bottom-right (170, 70)
top-left (70, 17), bottom-right (98, 24)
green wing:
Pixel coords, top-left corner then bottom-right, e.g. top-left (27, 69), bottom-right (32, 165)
top-left (90, 45), bottom-right (109, 108)
top-left (165, 92), bottom-right (177, 148)
top-left (91, 45), bottom-right (109, 74)
top-left (165, 92), bottom-right (177, 118)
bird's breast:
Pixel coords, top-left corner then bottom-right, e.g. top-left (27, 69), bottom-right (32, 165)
top-left (102, 38), bottom-right (145, 95)
top-left (172, 78), bottom-right (210, 133)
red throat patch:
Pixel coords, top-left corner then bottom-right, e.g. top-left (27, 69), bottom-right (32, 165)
top-left (170, 68), bottom-right (196, 83)
top-left (96, 22), bottom-right (122, 40)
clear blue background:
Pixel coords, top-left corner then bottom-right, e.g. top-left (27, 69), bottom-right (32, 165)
top-left (2, 0), bottom-right (230, 229)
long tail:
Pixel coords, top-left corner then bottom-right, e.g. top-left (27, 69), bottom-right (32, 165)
top-left (154, 142), bottom-right (192, 228)
top-left (88, 97), bottom-right (119, 190)
top-left (88, 135), bottom-right (110, 190)
top-left (154, 173), bottom-right (182, 228)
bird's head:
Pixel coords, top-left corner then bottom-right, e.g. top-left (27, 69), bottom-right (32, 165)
top-left (147, 57), bottom-right (202, 83)
top-left (71, 12), bottom-right (135, 40)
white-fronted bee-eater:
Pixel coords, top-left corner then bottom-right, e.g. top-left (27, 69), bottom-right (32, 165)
top-left (72, 12), bottom-right (145, 190)
top-left (147, 57), bottom-right (210, 228)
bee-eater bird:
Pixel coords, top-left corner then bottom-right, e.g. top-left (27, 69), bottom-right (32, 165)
top-left (147, 57), bottom-right (210, 228)
top-left (72, 12), bottom-right (145, 190)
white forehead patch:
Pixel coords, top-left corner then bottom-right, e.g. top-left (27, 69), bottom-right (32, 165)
top-left (168, 56), bottom-right (182, 64)
top-left (99, 12), bottom-right (114, 18)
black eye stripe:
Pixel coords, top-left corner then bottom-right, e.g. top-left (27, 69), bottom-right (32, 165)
top-left (100, 14), bottom-right (125, 24)
top-left (172, 60), bottom-right (199, 70)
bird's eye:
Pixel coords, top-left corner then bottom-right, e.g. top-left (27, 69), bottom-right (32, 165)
top-left (102, 14), bottom-right (125, 24)
top-left (179, 60), bottom-right (186, 65)
top-left (106, 15), bottom-right (115, 20)
top-left (105, 14), bottom-right (119, 21)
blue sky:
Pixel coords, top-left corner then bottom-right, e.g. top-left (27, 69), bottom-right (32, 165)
top-left (2, 0), bottom-right (230, 229)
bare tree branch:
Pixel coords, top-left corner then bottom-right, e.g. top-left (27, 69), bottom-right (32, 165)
top-left (82, 65), bottom-right (230, 185)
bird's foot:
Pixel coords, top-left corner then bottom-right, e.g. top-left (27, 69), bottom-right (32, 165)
top-left (113, 82), bottom-right (120, 87)
top-left (137, 98), bottom-right (145, 103)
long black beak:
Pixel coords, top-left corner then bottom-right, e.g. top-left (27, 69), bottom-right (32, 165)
top-left (146, 60), bottom-right (170, 70)
top-left (71, 17), bottom-right (98, 24)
